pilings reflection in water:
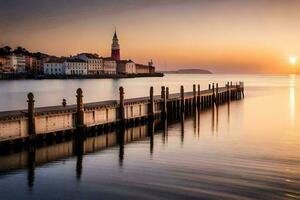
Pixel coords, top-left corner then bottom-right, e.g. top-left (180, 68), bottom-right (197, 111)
top-left (0, 92), bottom-right (234, 190)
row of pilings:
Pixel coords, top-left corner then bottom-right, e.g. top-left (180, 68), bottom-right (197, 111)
top-left (2, 81), bottom-right (244, 151)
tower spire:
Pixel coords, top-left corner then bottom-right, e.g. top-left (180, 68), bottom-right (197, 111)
top-left (114, 26), bottom-right (117, 38)
top-left (111, 27), bottom-right (120, 60)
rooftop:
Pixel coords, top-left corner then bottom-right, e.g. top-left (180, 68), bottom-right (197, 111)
top-left (77, 53), bottom-right (100, 59)
top-left (103, 57), bottom-right (116, 61)
top-left (66, 58), bottom-right (87, 63)
top-left (45, 57), bottom-right (65, 63)
top-left (117, 59), bottom-right (135, 64)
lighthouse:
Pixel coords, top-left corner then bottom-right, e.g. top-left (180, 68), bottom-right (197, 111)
top-left (111, 29), bottom-right (120, 60)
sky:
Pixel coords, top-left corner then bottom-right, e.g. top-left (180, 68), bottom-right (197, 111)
top-left (1, 0), bottom-right (300, 74)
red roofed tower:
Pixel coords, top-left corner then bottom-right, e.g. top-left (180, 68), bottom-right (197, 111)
top-left (111, 29), bottom-right (120, 60)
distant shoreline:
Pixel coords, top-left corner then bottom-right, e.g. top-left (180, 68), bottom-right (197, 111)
top-left (0, 72), bottom-right (164, 80)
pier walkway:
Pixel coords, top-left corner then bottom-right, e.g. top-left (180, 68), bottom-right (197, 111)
top-left (0, 82), bottom-right (244, 146)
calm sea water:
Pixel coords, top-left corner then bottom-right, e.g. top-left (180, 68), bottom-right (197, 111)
top-left (0, 74), bottom-right (299, 200)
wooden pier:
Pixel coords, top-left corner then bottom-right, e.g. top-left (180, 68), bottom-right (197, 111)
top-left (0, 82), bottom-right (244, 148)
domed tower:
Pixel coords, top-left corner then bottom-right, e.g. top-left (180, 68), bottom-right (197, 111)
top-left (111, 29), bottom-right (120, 60)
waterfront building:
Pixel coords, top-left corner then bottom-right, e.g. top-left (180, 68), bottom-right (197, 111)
top-left (0, 56), bottom-right (11, 72)
top-left (103, 57), bottom-right (117, 74)
top-left (111, 30), bottom-right (120, 60)
top-left (64, 58), bottom-right (88, 75)
top-left (9, 54), bottom-right (26, 72)
top-left (136, 64), bottom-right (151, 74)
top-left (43, 58), bottom-right (65, 75)
top-left (76, 53), bottom-right (104, 75)
top-left (135, 60), bottom-right (155, 74)
top-left (117, 60), bottom-right (136, 74)
top-left (32, 57), bottom-right (44, 74)
top-left (25, 56), bottom-right (33, 72)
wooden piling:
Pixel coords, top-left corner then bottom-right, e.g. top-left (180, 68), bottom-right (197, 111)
top-left (166, 87), bottom-right (169, 99)
top-left (76, 88), bottom-right (84, 129)
top-left (27, 93), bottom-right (36, 140)
top-left (180, 86), bottom-right (185, 113)
top-left (193, 84), bottom-right (197, 110)
top-left (149, 86), bottom-right (154, 119)
top-left (212, 83), bottom-right (215, 105)
top-left (197, 84), bottom-right (201, 108)
top-left (161, 86), bottom-right (165, 98)
top-left (119, 87), bottom-right (125, 121)
top-left (216, 83), bottom-right (219, 105)
top-left (161, 86), bottom-right (167, 119)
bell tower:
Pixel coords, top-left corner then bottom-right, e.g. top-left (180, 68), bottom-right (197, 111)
top-left (111, 28), bottom-right (120, 60)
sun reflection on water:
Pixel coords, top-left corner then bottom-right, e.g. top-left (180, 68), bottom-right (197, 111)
top-left (289, 75), bottom-right (296, 127)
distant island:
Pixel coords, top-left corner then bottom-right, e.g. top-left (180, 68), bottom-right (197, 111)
top-left (160, 69), bottom-right (212, 74)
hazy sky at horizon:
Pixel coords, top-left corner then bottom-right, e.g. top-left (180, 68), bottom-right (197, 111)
top-left (1, 0), bottom-right (300, 73)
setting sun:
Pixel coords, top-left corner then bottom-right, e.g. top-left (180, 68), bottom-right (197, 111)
top-left (289, 56), bottom-right (297, 65)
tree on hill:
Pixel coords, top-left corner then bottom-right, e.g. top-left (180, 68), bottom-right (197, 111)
top-left (13, 46), bottom-right (30, 56)
top-left (0, 46), bottom-right (12, 56)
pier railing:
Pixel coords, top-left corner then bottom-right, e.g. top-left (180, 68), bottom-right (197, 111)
top-left (0, 82), bottom-right (244, 144)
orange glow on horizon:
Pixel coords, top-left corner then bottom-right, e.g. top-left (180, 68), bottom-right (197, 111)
top-left (1, 1), bottom-right (300, 74)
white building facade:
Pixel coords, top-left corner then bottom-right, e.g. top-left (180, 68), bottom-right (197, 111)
top-left (44, 58), bottom-right (87, 75)
top-left (10, 55), bottom-right (26, 72)
top-left (76, 53), bottom-right (104, 75)
top-left (117, 60), bottom-right (136, 74)
top-left (64, 59), bottom-right (88, 75)
top-left (103, 58), bottom-right (117, 74)
top-left (44, 62), bottom-right (64, 75)
top-left (125, 61), bottom-right (136, 74)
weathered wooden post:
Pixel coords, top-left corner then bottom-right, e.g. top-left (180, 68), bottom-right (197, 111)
top-left (236, 82), bottom-right (238, 100)
top-left (149, 86), bottom-right (154, 120)
top-left (226, 82), bottom-right (229, 101)
top-left (216, 83), bottom-right (219, 105)
top-left (161, 86), bottom-right (167, 119)
top-left (197, 84), bottom-right (201, 108)
top-left (227, 83), bottom-right (230, 102)
top-left (166, 87), bottom-right (169, 99)
top-left (241, 81), bottom-right (245, 98)
top-left (119, 87), bottom-right (125, 122)
top-left (212, 83), bottom-right (215, 106)
top-left (230, 81), bottom-right (233, 100)
top-left (76, 88), bottom-right (84, 129)
top-left (161, 86), bottom-right (165, 98)
top-left (62, 99), bottom-right (67, 107)
top-left (180, 86), bottom-right (185, 113)
top-left (27, 93), bottom-right (36, 140)
top-left (193, 84), bottom-right (196, 109)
